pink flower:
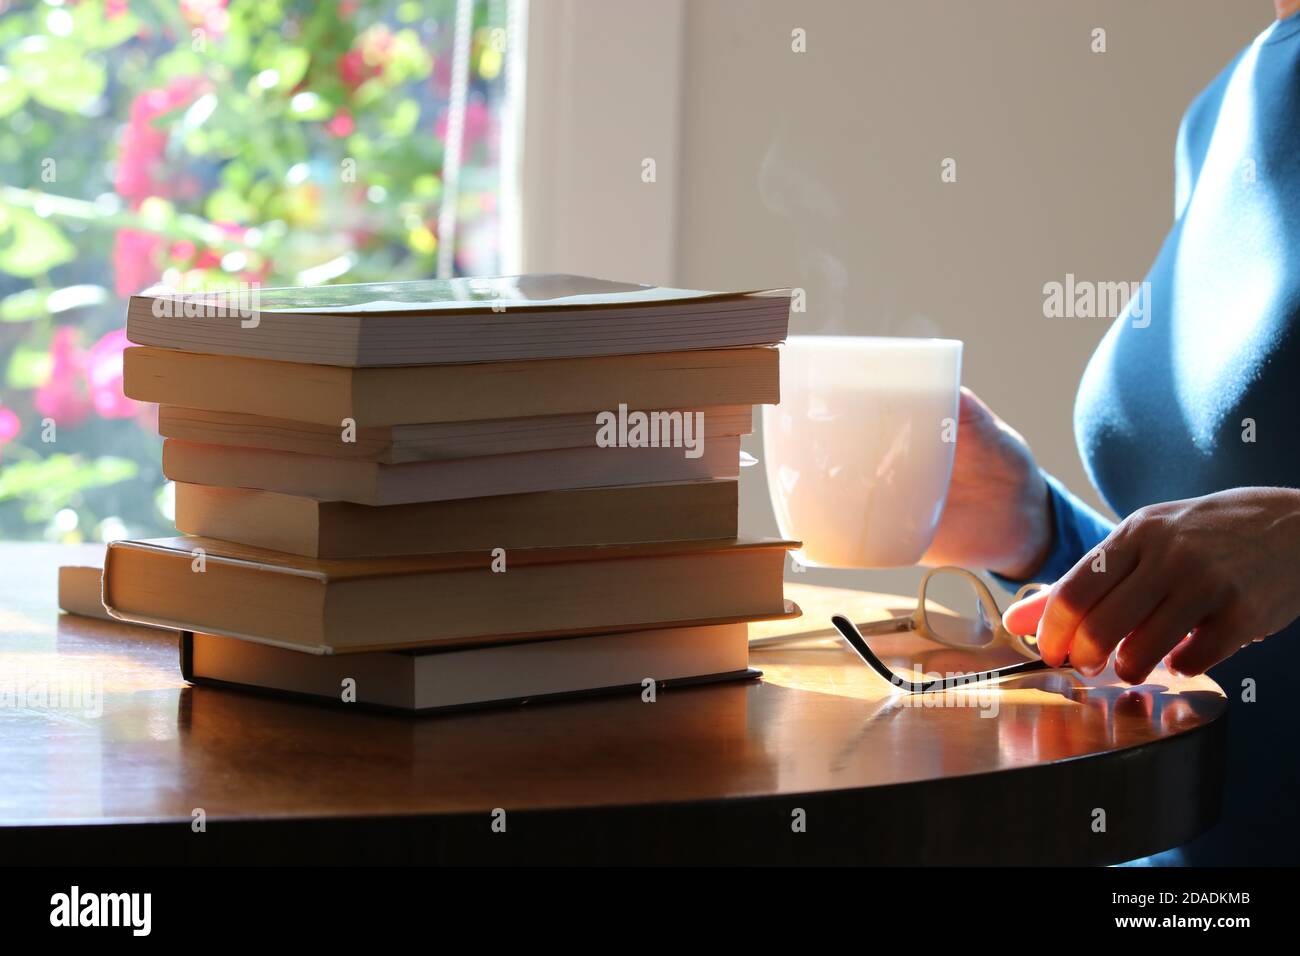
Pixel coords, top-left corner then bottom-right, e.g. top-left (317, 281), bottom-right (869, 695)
top-left (115, 75), bottom-right (210, 203)
top-left (338, 49), bottom-right (380, 92)
top-left (180, 0), bottom-right (230, 40)
top-left (0, 407), bottom-right (20, 445)
top-left (436, 99), bottom-right (493, 154)
top-left (188, 223), bottom-right (268, 281)
top-left (34, 328), bottom-right (92, 428)
top-left (112, 229), bottom-right (165, 296)
top-left (169, 239), bottom-right (198, 264)
top-left (87, 329), bottom-right (140, 420)
top-left (325, 108), bottom-right (355, 138)
top-left (338, 25), bottom-right (394, 92)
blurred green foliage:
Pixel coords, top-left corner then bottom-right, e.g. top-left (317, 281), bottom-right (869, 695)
top-left (0, 0), bottom-right (511, 542)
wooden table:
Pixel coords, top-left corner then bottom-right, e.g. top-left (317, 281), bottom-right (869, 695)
top-left (0, 544), bottom-right (1226, 864)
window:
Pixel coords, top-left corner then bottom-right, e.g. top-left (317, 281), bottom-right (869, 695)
top-left (0, 0), bottom-right (521, 540)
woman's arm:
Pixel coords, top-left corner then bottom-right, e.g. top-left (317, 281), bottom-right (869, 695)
top-left (1004, 487), bottom-right (1300, 683)
top-left (990, 472), bottom-right (1114, 588)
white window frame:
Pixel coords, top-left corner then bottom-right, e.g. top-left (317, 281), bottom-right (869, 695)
top-left (509, 0), bottom-right (687, 285)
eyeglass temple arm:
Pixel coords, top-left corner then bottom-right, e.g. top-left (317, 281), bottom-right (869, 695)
top-left (748, 614), bottom-right (913, 649)
top-left (855, 616), bottom-right (916, 636)
top-left (831, 614), bottom-right (1051, 694)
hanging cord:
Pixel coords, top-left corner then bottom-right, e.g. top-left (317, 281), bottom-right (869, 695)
top-left (497, 0), bottom-right (525, 274)
top-left (437, 0), bottom-right (475, 279)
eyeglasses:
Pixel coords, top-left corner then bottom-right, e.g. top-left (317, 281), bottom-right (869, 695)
top-left (763, 566), bottom-right (1054, 693)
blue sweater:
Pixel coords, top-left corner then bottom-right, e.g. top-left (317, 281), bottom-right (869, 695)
top-left (1006, 14), bottom-right (1300, 864)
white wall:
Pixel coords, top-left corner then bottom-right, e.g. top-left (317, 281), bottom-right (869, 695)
top-left (523, 0), bottom-right (1266, 595)
top-left (672, 0), bottom-right (1263, 595)
top-left (521, 0), bottom-right (686, 285)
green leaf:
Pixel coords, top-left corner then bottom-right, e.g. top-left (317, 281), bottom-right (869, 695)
top-left (412, 173), bottom-right (442, 199)
top-left (0, 288), bottom-right (48, 322)
top-left (0, 209), bottom-right (76, 278)
top-left (273, 47), bottom-right (310, 90)
top-left (0, 454), bottom-right (138, 503)
top-left (0, 65), bottom-right (27, 119)
top-left (153, 49), bottom-right (205, 82)
top-left (386, 29), bottom-right (433, 83)
top-left (32, 59), bottom-right (106, 112)
top-left (0, 284), bottom-right (108, 322)
top-left (382, 99), bottom-right (420, 138)
top-left (204, 189), bottom-right (256, 223)
top-left (73, 2), bottom-right (142, 50)
top-left (288, 90), bottom-right (332, 120)
top-left (5, 342), bottom-right (52, 388)
top-left (211, 25), bottom-right (252, 70)
top-left (8, 37), bottom-right (107, 114)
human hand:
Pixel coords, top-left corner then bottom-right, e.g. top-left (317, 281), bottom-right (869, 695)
top-left (1001, 487), bottom-right (1300, 684)
top-left (920, 387), bottom-right (1052, 578)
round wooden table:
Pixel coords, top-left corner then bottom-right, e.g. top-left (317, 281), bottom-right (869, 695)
top-left (0, 544), bottom-right (1226, 864)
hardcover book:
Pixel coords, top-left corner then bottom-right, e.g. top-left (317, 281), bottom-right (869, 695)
top-left (103, 536), bottom-right (799, 654)
top-left (182, 624), bottom-right (758, 714)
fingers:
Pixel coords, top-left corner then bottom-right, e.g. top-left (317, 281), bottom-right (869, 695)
top-left (1006, 569), bottom-right (1212, 683)
top-left (1068, 568), bottom-right (1165, 676)
top-left (1002, 587), bottom-right (1050, 636)
top-left (1113, 592), bottom-right (1216, 684)
top-left (1036, 540), bottom-right (1140, 668)
top-left (1165, 613), bottom-right (1254, 677)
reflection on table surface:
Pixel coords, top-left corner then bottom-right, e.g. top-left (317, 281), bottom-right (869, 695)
top-left (0, 548), bottom-right (1224, 826)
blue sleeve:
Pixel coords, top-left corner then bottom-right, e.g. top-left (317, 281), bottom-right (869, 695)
top-left (990, 471), bottom-right (1115, 589)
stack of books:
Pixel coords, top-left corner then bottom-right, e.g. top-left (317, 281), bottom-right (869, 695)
top-left (102, 274), bottom-right (798, 713)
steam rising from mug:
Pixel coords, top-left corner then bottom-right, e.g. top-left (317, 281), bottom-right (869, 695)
top-left (762, 336), bottom-right (963, 568)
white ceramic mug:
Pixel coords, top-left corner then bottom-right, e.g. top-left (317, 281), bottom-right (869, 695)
top-left (762, 335), bottom-right (963, 567)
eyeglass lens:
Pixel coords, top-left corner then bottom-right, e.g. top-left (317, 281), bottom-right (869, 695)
top-left (923, 570), bottom-right (997, 646)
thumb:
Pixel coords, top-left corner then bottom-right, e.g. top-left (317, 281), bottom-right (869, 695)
top-left (1002, 587), bottom-right (1052, 636)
